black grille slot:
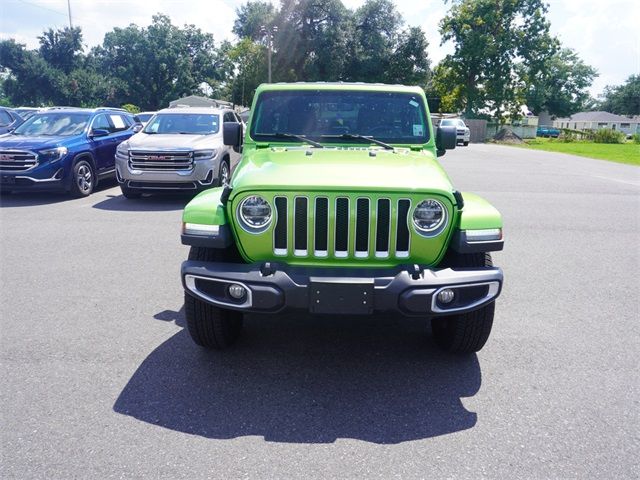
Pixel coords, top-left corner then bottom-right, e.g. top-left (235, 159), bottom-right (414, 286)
top-left (335, 197), bottom-right (349, 253)
top-left (294, 197), bottom-right (308, 252)
top-left (396, 199), bottom-right (410, 253)
top-left (314, 197), bottom-right (328, 252)
top-left (376, 199), bottom-right (390, 253)
top-left (274, 197), bottom-right (287, 252)
top-left (355, 198), bottom-right (369, 253)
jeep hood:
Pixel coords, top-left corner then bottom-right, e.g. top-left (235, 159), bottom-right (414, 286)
top-left (231, 147), bottom-right (453, 195)
top-left (125, 133), bottom-right (221, 150)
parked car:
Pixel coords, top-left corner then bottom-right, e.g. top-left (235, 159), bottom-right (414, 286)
top-left (0, 108), bottom-right (24, 135)
top-left (13, 107), bottom-right (41, 122)
top-left (178, 82), bottom-right (505, 354)
top-left (0, 108), bottom-right (139, 196)
top-left (136, 111), bottom-right (156, 126)
top-left (536, 125), bottom-right (560, 138)
top-left (115, 107), bottom-right (242, 198)
top-left (439, 118), bottom-right (470, 146)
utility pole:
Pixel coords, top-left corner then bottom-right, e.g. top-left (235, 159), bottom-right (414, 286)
top-left (260, 25), bottom-right (278, 83)
top-left (67, 0), bottom-right (73, 28)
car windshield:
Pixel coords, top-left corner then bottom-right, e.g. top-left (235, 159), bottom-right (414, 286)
top-left (440, 119), bottom-right (465, 127)
top-left (250, 90), bottom-right (430, 144)
top-left (143, 113), bottom-right (219, 134)
top-left (12, 112), bottom-right (91, 136)
top-left (137, 113), bottom-right (154, 122)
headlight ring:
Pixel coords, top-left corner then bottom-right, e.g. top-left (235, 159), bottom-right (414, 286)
top-left (412, 199), bottom-right (447, 236)
top-left (237, 195), bottom-right (272, 233)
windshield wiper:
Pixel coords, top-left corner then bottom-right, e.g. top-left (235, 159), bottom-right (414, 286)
top-left (272, 132), bottom-right (324, 148)
top-left (321, 133), bottom-right (394, 150)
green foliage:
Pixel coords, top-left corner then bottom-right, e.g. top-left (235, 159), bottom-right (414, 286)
top-left (598, 75), bottom-right (640, 115)
top-left (631, 133), bottom-right (640, 144)
top-left (525, 48), bottom-right (597, 117)
top-left (121, 104), bottom-right (140, 113)
top-left (232, 1), bottom-right (276, 41)
top-left (592, 128), bottom-right (625, 144)
top-left (559, 130), bottom-right (575, 142)
top-left (93, 14), bottom-right (220, 110)
top-left (437, 0), bottom-right (558, 120)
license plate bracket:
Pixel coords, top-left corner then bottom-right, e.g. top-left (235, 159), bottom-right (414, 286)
top-left (309, 278), bottom-right (374, 315)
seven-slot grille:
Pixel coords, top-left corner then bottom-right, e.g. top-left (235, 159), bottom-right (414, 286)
top-left (0, 150), bottom-right (37, 172)
top-left (273, 196), bottom-right (411, 259)
top-left (128, 151), bottom-right (193, 171)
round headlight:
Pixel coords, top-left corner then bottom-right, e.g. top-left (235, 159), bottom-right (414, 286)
top-left (239, 195), bottom-right (272, 231)
top-left (413, 199), bottom-right (446, 233)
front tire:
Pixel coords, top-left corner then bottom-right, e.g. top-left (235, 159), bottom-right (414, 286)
top-left (184, 246), bottom-right (243, 349)
top-left (216, 159), bottom-right (230, 187)
top-left (431, 252), bottom-right (495, 354)
top-left (463, 141), bottom-right (469, 146)
top-left (69, 159), bottom-right (95, 197)
top-left (120, 183), bottom-right (142, 199)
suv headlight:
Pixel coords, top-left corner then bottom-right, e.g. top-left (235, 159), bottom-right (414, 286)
top-left (39, 146), bottom-right (68, 163)
top-left (412, 199), bottom-right (447, 234)
top-left (194, 149), bottom-right (217, 159)
top-left (238, 195), bottom-right (272, 232)
top-left (115, 143), bottom-right (129, 158)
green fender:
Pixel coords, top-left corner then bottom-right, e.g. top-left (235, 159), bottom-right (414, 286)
top-left (182, 187), bottom-right (228, 225)
top-left (457, 192), bottom-right (502, 230)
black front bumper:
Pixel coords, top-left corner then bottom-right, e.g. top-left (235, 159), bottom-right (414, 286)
top-left (181, 261), bottom-right (503, 317)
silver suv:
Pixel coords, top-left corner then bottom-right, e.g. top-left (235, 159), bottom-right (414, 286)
top-left (115, 107), bottom-right (242, 198)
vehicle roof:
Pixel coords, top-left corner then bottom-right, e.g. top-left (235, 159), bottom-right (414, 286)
top-left (31, 107), bottom-right (132, 115)
top-left (157, 107), bottom-right (229, 115)
top-left (255, 82), bottom-right (426, 95)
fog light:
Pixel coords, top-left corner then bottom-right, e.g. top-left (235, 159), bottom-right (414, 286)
top-left (437, 288), bottom-right (455, 304)
top-left (228, 284), bottom-right (246, 299)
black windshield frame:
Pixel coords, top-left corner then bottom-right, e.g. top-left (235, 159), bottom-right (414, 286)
top-left (250, 90), bottom-right (430, 145)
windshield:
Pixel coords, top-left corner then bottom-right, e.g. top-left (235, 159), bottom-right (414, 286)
top-left (137, 113), bottom-right (154, 122)
top-left (143, 113), bottom-right (219, 134)
top-left (440, 119), bottom-right (465, 128)
top-left (250, 90), bottom-right (430, 144)
top-left (13, 112), bottom-right (91, 136)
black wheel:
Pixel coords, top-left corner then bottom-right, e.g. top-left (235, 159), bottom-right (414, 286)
top-left (431, 252), bottom-right (495, 354)
top-left (216, 159), bottom-right (230, 187)
top-left (184, 246), bottom-right (243, 349)
top-left (463, 141), bottom-right (469, 146)
top-left (120, 183), bottom-right (142, 199)
top-left (69, 159), bottom-right (95, 197)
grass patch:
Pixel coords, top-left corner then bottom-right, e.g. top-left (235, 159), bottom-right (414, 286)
top-left (512, 138), bottom-right (640, 166)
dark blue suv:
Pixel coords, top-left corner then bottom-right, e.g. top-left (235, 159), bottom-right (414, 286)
top-left (0, 108), bottom-right (140, 196)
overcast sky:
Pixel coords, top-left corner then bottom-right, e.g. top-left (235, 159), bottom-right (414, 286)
top-left (1, 0), bottom-right (638, 96)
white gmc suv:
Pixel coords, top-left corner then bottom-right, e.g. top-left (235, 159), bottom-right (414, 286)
top-left (115, 107), bottom-right (242, 198)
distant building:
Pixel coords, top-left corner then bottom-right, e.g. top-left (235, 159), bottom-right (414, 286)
top-left (553, 111), bottom-right (640, 136)
top-left (169, 95), bottom-right (233, 109)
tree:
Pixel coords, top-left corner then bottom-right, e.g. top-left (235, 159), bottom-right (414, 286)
top-left (524, 48), bottom-right (597, 117)
top-left (93, 14), bottom-right (221, 110)
top-left (598, 75), bottom-right (640, 116)
top-left (438, 0), bottom-right (557, 120)
top-left (38, 27), bottom-right (83, 74)
top-left (232, 1), bottom-right (276, 41)
top-left (225, 38), bottom-right (267, 106)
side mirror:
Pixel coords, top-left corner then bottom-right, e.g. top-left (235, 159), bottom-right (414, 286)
top-left (90, 128), bottom-right (110, 138)
top-left (435, 125), bottom-right (456, 156)
top-left (132, 124), bottom-right (143, 133)
top-left (223, 122), bottom-right (243, 148)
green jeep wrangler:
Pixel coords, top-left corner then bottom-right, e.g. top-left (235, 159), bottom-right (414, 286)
top-left (180, 83), bottom-right (504, 354)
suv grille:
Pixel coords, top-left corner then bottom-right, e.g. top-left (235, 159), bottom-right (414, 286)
top-left (129, 151), bottom-right (193, 171)
top-left (273, 195), bottom-right (411, 259)
top-left (0, 150), bottom-right (37, 172)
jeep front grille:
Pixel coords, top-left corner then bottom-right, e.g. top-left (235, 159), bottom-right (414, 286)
top-left (0, 150), bottom-right (38, 172)
top-left (272, 196), bottom-right (411, 259)
top-left (129, 151), bottom-right (193, 171)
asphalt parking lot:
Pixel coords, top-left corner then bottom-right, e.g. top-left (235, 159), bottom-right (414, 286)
top-left (1, 144), bottom-right (638, 479)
